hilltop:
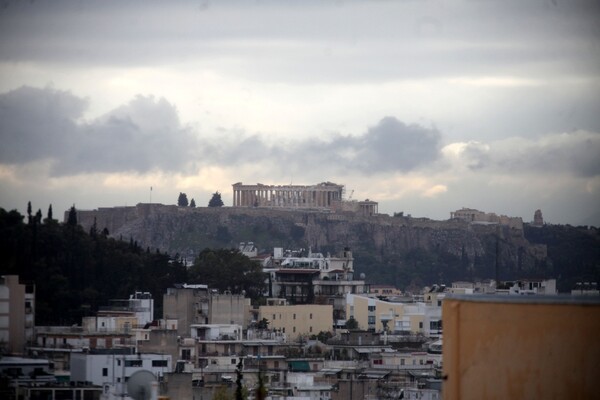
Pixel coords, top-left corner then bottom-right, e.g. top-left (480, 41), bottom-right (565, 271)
top-left (70, 204), bottom-right (599, 292)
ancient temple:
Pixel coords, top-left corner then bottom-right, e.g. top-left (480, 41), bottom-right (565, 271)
top-left (232, 182), bottom-right (344, 209)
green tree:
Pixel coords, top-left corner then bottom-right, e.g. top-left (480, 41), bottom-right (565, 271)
top-left (188, 248), bottom-right (265, 300)
top-left (27, 201), bottom-right (32, 224)
top-left (0, 206), bottom-right (190, 325)
top-left (35, 209), bottom-right (42, 225)
top-left (177, 192), bottom-right (189, 207)
top-left (213, 386), bottom-right (232, 400)
top-left (67, 205), bottom-right (77, 226)
top-left (46, 204), bottom-right (54, 223)
top-left (235, 358), bottom-right (245, 400)
top-left (256, 318), bottom-right (269, 330)
top-left (190, 198), bottom-right (196, 208)
top-left (345, 316), bottom-right (359, 330)
top-left (208, 191), bottom-right (224, 207)
top-left (313, 330), bottom-right (333, 343)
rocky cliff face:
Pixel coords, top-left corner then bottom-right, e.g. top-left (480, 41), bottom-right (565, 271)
top-left (74, 204), bottom-right (553, 288)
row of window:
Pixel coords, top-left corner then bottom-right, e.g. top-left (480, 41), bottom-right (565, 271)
top-left (278, 326), bottom-right (314, 334)
top-left (271, 313), bottom-right (314, 320)
top-left (374, 358), bottom-right (432, 366)
top-left (112, 359), bottom-right (169, 369)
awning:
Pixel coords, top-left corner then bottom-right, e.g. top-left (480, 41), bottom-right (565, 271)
top-left (358, 369), bottom-right (390, 379)
top-left (289, 360), bottom-right (311, 372)
top-left (354, 347), bottom-right (393, 354)
top-left (319, 368), bottom-right (342, 376)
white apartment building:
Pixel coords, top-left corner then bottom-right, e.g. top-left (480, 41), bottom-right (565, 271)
top-left (70, 351), bottom-right (171, 396)
top-left (345, 294), bottom-right (442, 337)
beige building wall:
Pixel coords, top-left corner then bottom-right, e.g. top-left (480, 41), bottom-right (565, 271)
top-left (443, 296), bottom-right (600, 400)
top-left (259, 305), bottom-right (333, 340)
top-left (163, 288), bottom-right (250, 337)
top-left (210, 294), bottom-right (251, 327)
top-left (347, 295), bottom-right (370, 330)
top-left (0, 275), bottom-right (34, 354)
top-left (163, 288), bottom-right (196, 337)
top-left (346, 294), bottom-right (432, 334)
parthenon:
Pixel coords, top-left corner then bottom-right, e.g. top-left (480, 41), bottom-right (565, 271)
top-left (232, 182), bottom-right (344, 209)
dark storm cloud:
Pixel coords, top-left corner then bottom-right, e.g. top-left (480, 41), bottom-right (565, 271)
top-left (0, 86), bottom-right (200, 175)
top-left (212, 117), bottom-right (443, 174)
top-left (324, 117), bottom-right (442, 173)
top-left (2, 87), bottom-right (598, 179)
top-left (460, 142), bottom-right (491, 171)
top-left (506, 133), bottom-right (600, 178)
top-left (0, 86), bottom-right (85, 164)
top-left (0, 87), bottom-right (442, 176)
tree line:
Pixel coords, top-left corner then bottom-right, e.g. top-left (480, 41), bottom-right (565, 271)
top-left (177, 191), bottom-right (224, 207)
top-left (0, 203), bottom-right (264, 326)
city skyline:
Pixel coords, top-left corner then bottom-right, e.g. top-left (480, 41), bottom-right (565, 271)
top-left (1, 0), bottom-right (599, 225)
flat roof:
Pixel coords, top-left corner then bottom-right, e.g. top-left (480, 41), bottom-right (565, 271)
top-left (276, 269), bottom-right (320, 274)
top-left (446, 294), bottom-right (600, 305)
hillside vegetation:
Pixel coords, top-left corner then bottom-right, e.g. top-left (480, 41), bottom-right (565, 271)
top-left (77, 204), bottom-right (600, 292)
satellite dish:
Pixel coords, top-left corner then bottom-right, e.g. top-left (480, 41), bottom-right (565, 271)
top-left (127, 370), bottom-right (156, 400)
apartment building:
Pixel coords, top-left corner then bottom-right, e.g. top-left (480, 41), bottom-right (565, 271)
top-left (259, 303), bottom-right (333, 340)
top-left (0, 275), bottom-right (35, 354)
top-left (163, 284), bottom-right (251, 337)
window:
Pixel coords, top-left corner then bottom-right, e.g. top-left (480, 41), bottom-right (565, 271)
top-left (273, 314), bottom-right (276, 320)
top-left (102, 368), bottom-right (108, 377)
top-left (420, 359), bottom-right (424, 365)
top-left (181, 349), bottom-right (191, 360)
top-left (310, 313), bottom-right (313, 319)
top-left (400, 359), bottom-right (405, 366)
top-left (309, 326), bottom-right (313, 333)
top-left (125, 360), bottom-right (143, 367)
top-left (152, 360), bottom-right (168, 367)
top-left (430, 320), bottom-right (442, 331)
top-left (419, 322), bottom-right (423, 329)
top-left (117, 360), bottom-right (121, 366)
top-left (368, 305), bottom-right (376, 312)
top-left (368, 316), bottom-right (375, 324)
top-left (274, 361), bottom-right (279, 368)
top-left (231, 358), bottom-right (237, 364)
top-left (293, 327), bottom-right (296, 333)
top-left (293, 314), bottom-right (296, 319)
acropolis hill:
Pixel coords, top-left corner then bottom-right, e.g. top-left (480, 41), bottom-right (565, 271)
top-left (69, 201), bottom-right (557, 288)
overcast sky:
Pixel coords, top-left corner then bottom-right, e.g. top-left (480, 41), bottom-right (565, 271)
top-left (1, 0), bottom-right (599, 226)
